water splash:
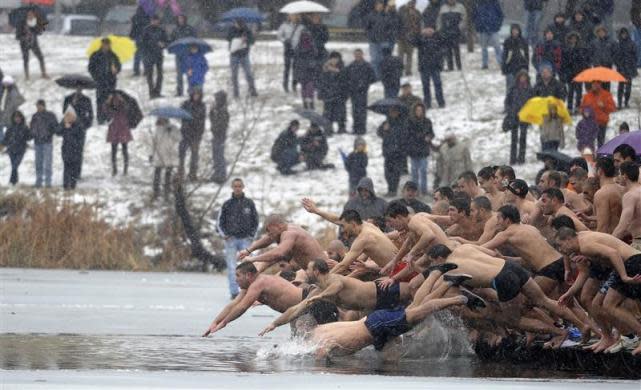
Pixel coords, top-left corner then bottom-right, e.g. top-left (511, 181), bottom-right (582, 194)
top-left (255, 337), bottom-right (319, 360)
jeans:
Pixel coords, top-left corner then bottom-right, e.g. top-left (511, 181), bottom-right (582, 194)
top-left (505, 73), bottom-right (516, 95)
top-left (224, 237), bottom-right (252, 297)
top-left (479, 32), bottom-right (502, 68)
top-left (410, 157), bottom-right (428, 193)
top-left (525, 10), bottom-right (542, 46)
top-left (230, 54), bottom-right (257, 98)
top-left (420, 68), bottom-right (445, 108)
top-left (176, 56), bottom-right (186, 96)
top-left (369, 41), bottom-right (393, 80)
top-left (34, 143), bottom-right (53, 187)
top-left (8, 151), bottom-right (25, 185)
top-left (145, 56), bottom-right (164, 97)
top-left (510, 124), bottom-right (528, 164)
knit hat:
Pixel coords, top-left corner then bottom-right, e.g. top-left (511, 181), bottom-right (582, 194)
top-left (354, 136), bottom-right (366, 148)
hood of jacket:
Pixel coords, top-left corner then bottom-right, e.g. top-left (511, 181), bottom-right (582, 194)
top-left (510, 23), bottom-right (522, 38)
top-left (356, 177), bottom-right (376, 197)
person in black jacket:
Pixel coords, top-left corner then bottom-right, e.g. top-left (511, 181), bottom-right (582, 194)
top-left (590, 24), bottom-right (615, 90)
top-left (217, 178), bottom-right (259, 299)
top-left (227, 19), bottom-right (258, 99)
top-left (179, 88), bottom-right (206, 181)
top-left (300, 123), bottom-right (329, 170)
top-left (414, 27), bottom-right (446, 108)
top-left (344, 136), bottom-right (368, 195)
top-left (141, 15), bottom-right (168, 98)
top-left (561, 32), bottom-right (590, 112)
top-left (380, 47), bottom-right (404, 99)
top-left (88, 38), bottom-right (121, 124)
top-left (345, 49), bottom-right (376, 134)
top-left (319, 52), bottom-right (347, 135)
top-left (396, 181), bottom-right (432, 213)
top-left (569, 9), bottom-right (594, 45)
top-left (406, 102), bottom-right (434, 195)
top-left (377, 106), bottom-right (408, 197)
top-left (438, 0), bottom-right (466, 71)
top-left (365, 0), bottom-right (398, 79)
top-left (29, 100), bottom-right (57, 188)
top-left (62, 89), bottom-right (93, 179)
top-left (271, 120), bottom-right (300, 175)
top-left (548, 13), bottom-right (570, 44)
top-left (504, 70), bottom-right (534, 164)
top-left (1, 110), bottom-right (30, 185)
top-left (423, 0), bottom-right (442, 29)
top-left (524, 0), bottom-right (548, 46)
top-left (55, 109), bottom-right (85, 190)
top-left (533, 64), bottom-right (566, 100)
top-left (502, 23), bottom-right (529, 93)
top-left (16, 8), bottom-right (48, 80)
top-left (614, 27), bottom-right (638, 109)
top-left (171, 15), bottom-right (197, 97)
top-left (130, 6), bottom-right (150, 77)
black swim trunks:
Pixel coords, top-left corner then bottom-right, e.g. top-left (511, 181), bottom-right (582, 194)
top-left (491, 260), bottom-right (531, 302)
top-left (589, 260), bottom-right (612, 281)
top-left (602, 254), bottom-right (641, 300)
top-left (302, 286), bottom-right (339, 324)
top-left (374, 280), bottom-right (402, 310)
top-left (536, 257), bottom-right (565, 283)
top-left (364, 308), bottom-right (412, 351)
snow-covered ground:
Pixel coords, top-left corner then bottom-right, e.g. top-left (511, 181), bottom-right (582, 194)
top-left (1, 33), bottom-right (639, 251)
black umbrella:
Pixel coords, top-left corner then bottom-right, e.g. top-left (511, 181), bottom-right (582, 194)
top-left (113, 90), bottom-right (143, 129)
top-left (9, 5), bottom-right (47, 30)
top-left (536, 150), bottom-right (572, 172)
top-left (367, 98), bottom-right (408, 115)
top-left (55, 74), bottom-right (96, 90)
top-left (294, 108), bottom-right (332, 132)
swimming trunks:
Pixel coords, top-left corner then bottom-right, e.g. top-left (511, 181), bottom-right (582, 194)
top-left (302, 286), bottom-right (339, 324)
top-left (374, 280), bottom-right (402, 310)
top-left (390, 261), bottom-right (418, 282)
top-left (589, 260), bottom-right (611, 281)
top-left (491, 260), bottom-right (531, 302)
top-left (602, 254), bottom-right (641, 300)
top-left (364, 308), bottom-right (412, 351)
top-left (536, 257), bottom-right (565, 283)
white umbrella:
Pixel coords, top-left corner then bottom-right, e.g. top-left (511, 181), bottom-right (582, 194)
top-left (280, 0), bottom-right (330, 14)
top-left (395, 0), bottom-right (428, 13)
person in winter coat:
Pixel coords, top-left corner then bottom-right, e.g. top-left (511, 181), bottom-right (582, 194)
top-left (141, 15), bottom-right (169, 98)
top-left (438, 0), bottom-right (466, 71)
top-left (575, 106), bottom-right (599, 153)
top-left (227, 19), bottom-right (258, 99)
top-left (55, 108), bottom-right (85, 190)
top-left (29, 100), bottom-right (57, 188)
top-left (343, 177), bottom-right (388, 221)
top-left (180, 45), bottom-right (209, 92)
top-left (271, 120), bottom-right (300, 175)
top-left (179, 88), bottom-right (206, 181)
top-left (104, 92), bottom-right (133, 176)
top-left (277, 14), bottom-right (301, 92)
top-left (414, 27), bottom-right (446, 108)
top-left (88, 38), bottom-right (122, 124)
top-left (62, 89), bottom-right (93, 179)
top-left (129, 6), bottom-right (150, 77)
top-left (560, 32), bottom-right (590, 112)
top-left (151, 117), bottom-right (181, 200)
top-left (406, 102), bottom-right (435, 195)
top-left (533, 64), bottom-right (567, 100)
top-left (434, 134), bottom-right (472, 188)
top-left (590, 25), bottom-right (615, 90)
top-left (399, 82), bottom-right (422, 109)
top-left (345, 49), bottom-right (376, 134)
top-left (293, 20), bottom-right (320, 110)
top-left (16, 8), bottom-right (48, 80)
top-left (548, 13), bottom-right (570, 44)
top-left (633, 1), bottom-right (641, 68)
top-left (532, 28), bottom-right (562, 75)
top-left (377, 107), bottom-right (408, 197)
top-left (365, 0), bottom-right (398, 80)
top-left (569, 9), bottom-right (594, 45)
top-left (473, 0), bottom-right (503, 69)
top-left (170, 14), bottom-right (197, 97)
top-left (0, 76), bottom-right (25, 132)
top-left (614, 27), bottom-right (638, 109)
top-left (380, 47), bottom-right (404, 99)
top-left (319, 52), bottom-right (347, 134)
top-left (580, 81), bottom-right (616, 147)
top-left (398, 0), bottom-right (422, 76)
top-left (504, 70), bottom-right (534, 164)
top-left (299, 123), bottom-right (329, 170)
top-left (344, 136), bottom-right (368, 195)
top-left (524, 0), bottom-right (548, 46)
top-left (540, 103), bottom-right (565, 151)
top-left (502, 23), bottom-right (529, 92)
top-left (423, 0), bottom-right (442, 28)
top-left (1, 110), bottom-right (30, 185)
top-left (210, 90), bottom-right (229, 184)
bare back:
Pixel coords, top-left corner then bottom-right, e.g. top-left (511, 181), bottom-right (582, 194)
top-left (578, 231), bottom-right (641, 262)
top-left (502, 224), bottom-right (562, 271)
top-left (594, 184), bottom-right (623, 234)
top-left (254, 274), bottom-right (304, 313)
top-left (410, 213), bottom-right (457, 250)
top-left (283, 224), bottom-right (328, 269)
top-left (446, 244), bottom-right (506, 287)
top-left (563, 189), bottom-right (589, 212)
top-left (328, 274), bottom-right (378, 310)
top-left (622, 186), bottom-right (641, 238)
top-left (357, 223), bottom-right (398, 267)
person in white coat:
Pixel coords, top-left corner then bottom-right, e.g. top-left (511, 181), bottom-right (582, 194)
top-left (151, 117), bottom-right (181, 200)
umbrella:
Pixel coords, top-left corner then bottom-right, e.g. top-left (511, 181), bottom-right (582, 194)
top-left (9, 5), bottom-right (46, 28)
top-left (536, 150), bottom-right (573, 172)
top-left (597, 131), bottom-right (641, 157)
top-left (87, 35), bottom-right (137, 63)
top-left (518, 96), bottom-right (572, 126)
top-left (367, 98), bottom-right (409, 115)
top-left (138, 0), bottom-right (156, 16)
top-left (280, 1), bottom-right (330, 14)
top-left (294, 108), bottom-right (332, 132)
top-left (220, 8), bottom-right (264, 23)
top-left (168, 37), bottom-right (212, 57)
top-left (573, 67), bottom-right (626, 83)
top-left (55, 74), bottom-right (96, 90)
top-left (114, 90), bottom-right (143, 128)
top-left (149, 106), bottom-right (193, 120)
top-left (395, 0), bottom-right (429, 12)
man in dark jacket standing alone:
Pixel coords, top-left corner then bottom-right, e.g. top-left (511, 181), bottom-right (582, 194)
top-left (29, 100), bottom-right (57, 187)
top-left (171, 15), bottom-right (197, 97)
top-left (365, 0), bottom-right (397, 79)
top-left (377, 106), bottom-right (408, 197)
top-left (415, 27), bottom-right (446, 108)
top-left (345, 49), bottom-right (376, 135)
top-left (130, 6), bottom-right (150, 77)
top-left (88, 38), bottom-right (121, 124)
top-left (179, 87), bottom-right (206, 181)
top-left (62, 88), bottom-right (93, 179)
top-left (218, 178), bottom-right (259, 299)
top-left (141, 15), bottom-right (168, 98)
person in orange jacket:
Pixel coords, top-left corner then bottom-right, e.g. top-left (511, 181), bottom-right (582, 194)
top-left (580, 81), bottom-right (616, 147)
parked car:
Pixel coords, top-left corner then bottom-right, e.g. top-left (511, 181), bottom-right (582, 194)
top-left (60, 14), bottom-right (99, 36)
top-left (101, 5), bottom-right (136, 36)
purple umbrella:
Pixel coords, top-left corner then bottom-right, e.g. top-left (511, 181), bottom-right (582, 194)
top-left (597, 131), bottom-right (641, 156)
top-left (139, 0), bottom-right (156, 16)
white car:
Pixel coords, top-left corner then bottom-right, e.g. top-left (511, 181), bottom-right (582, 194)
top-left (60, 14), bottom-right (99, 36)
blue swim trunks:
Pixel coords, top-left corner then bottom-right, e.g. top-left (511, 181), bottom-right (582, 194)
top-left (364, 308), bottom-right (412, 351)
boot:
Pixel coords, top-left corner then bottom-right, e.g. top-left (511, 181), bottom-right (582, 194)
top-left (112, 161), bottom-right (117, 176)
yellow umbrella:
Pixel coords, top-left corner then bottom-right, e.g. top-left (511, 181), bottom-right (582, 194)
top-left (86, 35), bottom-right (136, 63)
top-left (518, 96), bottom-right (572, 126)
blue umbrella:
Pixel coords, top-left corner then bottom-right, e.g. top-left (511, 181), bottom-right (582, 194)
top-left (367, 98), bottom-right (408, 115)
top-left (220, 8), bottom-right (264, 23)
top-left (149, 106), bottom-right (192, 120)
top-left (168, 37), bottom-right (212, 57)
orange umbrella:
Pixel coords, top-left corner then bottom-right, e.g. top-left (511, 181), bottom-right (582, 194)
top-left (573, 67), bottom-right (626, 83)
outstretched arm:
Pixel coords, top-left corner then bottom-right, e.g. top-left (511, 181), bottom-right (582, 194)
top-left (482, 231), bottom-right (509, 250)
top-left (246, 233), bottom-right (296, 266)
top-left (202, 290), bottom-right (247, 337)
top-left (238, 234), bottom-right (275, 261)
top-left (331, 238), bottom-right (367, 275)
top-left (302, 198), bottom-right (341, 225)
top-left (203, 281), bottom-right (263, 336)
top-left (260, 287), bottom-right (321, 336)
top-left (381, 234), bottom-right (413, 275)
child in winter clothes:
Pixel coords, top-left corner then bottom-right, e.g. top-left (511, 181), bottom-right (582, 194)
top-left (575, 107), bottom-right (599, 153)
top-left (344, 136), bottom-right (368, 196)
top-left (540, 103), bottom-right (565, 151)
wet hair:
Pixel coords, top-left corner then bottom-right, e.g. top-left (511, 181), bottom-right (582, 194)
top-left (497, 165), bottom-right (516, 181)
top-left (279, 270), bottom-right (297, 282)
top-left (450, 197), bottom-right (471, 216)
top-left (551, 215), bottom-right (575, 231)
top-left (452, 191), bottom-right (471, 203)
top-left (620, 161), bottom-right (640, 182)
top-left (478, 166), bottom-right (497, 181)
top-left (434, 187), bottom-right (454, 201)
top-left (458, 171), bottom-right (478, 185)
top-left (236, 262), bottom-right (257, 274)
top-left (312, 258), bottom-right (329, 274)
top-left (339, 209), bottom-right (363, 225)
top-left (596, 157), bottom-right (616, 178)
top-left (427, 244), bottom-right (452, 260)
top-left (264, 214), bottom-right (286, 227)
top-left (545, 171), bottom-right (562, 188)
top-left (370, 216), bottom-right (387, 231)
top-left (556, 227), bottom-right (577, 241)
top-left (570, 167), bottom-right (588, 180)
top-left (385, 201), bottom-right (410, 218)
top-left (498, 205), bottom-right (521, 224)
top-left (613, 144), bottom-right (637, 161)
top-left (542, 187), bottom-right (565, 203)
top-left (472, 196), bottom-right (492, 212)
top-left (570, 157), bottom-right (589, 172)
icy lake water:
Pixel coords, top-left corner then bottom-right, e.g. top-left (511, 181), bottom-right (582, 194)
top-left (1, 268), bottom-right (640, 389)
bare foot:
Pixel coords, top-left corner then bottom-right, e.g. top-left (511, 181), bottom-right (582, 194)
top-left (593, 335), bottom-right (618, 353)
top-left (543, 331), bottom-right (568, 349)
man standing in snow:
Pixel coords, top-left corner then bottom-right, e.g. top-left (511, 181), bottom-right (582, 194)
top-left (88, 38), bottom-right (121, 125)
top-left (170, 15), bottom-right (197, 97)
top-left (345, 49), bottom-right (376, 135)
top-left (141, 15), bottom-right (169, 98)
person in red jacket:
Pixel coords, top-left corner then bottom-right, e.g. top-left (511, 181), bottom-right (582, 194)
top-left (580, 81), bottom-right (616, 147)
